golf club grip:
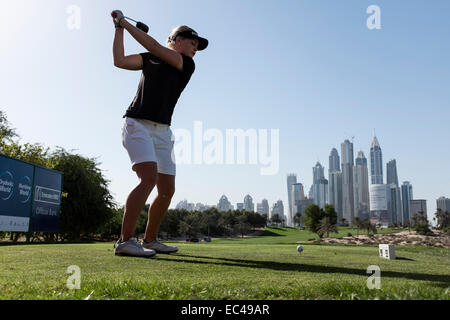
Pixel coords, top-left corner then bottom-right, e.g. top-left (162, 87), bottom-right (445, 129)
top-left (136, 22), bottom-right (149, 33)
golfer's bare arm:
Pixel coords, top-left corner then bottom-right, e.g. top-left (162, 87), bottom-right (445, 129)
top-left (120, 20), bottom-right (184, 72)
top-left (113, 27), bottom-right (143, 70)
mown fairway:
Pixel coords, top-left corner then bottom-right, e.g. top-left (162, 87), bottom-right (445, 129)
top-left (0, 227), bottom-right (449, 300)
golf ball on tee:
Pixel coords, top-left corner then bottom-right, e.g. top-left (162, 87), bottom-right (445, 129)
top-left (297, 245), bottom-right (304, 253)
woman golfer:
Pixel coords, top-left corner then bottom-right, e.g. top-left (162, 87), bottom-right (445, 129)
top-left (111, 10), bottom-right (208, 257)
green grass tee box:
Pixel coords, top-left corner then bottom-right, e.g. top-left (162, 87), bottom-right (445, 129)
top-left (0, 227), bottom-right (449, 300)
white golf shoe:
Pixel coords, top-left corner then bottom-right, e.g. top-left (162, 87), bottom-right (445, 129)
top-left (114, 237), bottom-right (156, 258)
top-left (142, 239), bottom-right (178, 254)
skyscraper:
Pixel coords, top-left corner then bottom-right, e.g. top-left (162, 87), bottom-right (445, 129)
top-left (217, 195), bottom-right (233, 212)
top-left (291, 183), bottom-right (305, 226)
top-left (354, 151), bottom-right (370, 221)
top-left (409, 199), bottom-right (427, 223)
top-left (390, 184), bottom-right (403, 225)
top-left (308, 185), bottom-right (314, 200)
top-left (270, 200), bottom-right (285, 222)
top-left (176, 199), bottom-right (195, 211)
top-left (341, 139), bottom-right (355, 225)
top-left (257, 199), bottom-right (270, 215)
top-left (386, 159), bottom-right (399, 186)
top-left (369, 184), bottom-right (392, 226)
top-left (329, 148), bottom-right (340, 172)
top-left (436, 196), bottom-right (450, 213)
top-left (328, 148), bottom-right (343, 221)
top-left (286, 174), bottom-right (297, 227)
top-left (401, 181), bottom-right (413, 223)
top-left (312, 162), bottom-right (328, 208)
top-left (370, 136), bottom-right (383, 184)
top-left (243, 194), bottom-right (254, 212)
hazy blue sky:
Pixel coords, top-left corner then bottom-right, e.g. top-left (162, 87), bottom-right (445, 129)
top-left (1, 0), bottom-right (449, 222)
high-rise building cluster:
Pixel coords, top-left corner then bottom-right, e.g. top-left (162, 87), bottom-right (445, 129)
top-left (175, 199), bottom-right (213, 212)
top-left (175, 195), bottom-right (286, 222)
top-left (287, 134), bottom-right (427, 227)
top-left (176, 134), bottom-right (446, 228)
top-left (286, 173), bottom-right (313, 227)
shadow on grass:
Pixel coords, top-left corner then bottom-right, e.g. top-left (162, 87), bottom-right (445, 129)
top-left (259, 230), bottom-right (284, 237)
top-left (396, 257), bottom-right (415, 261)
top-left (157, 254), bottom-right (450, 288)
top-left (214, 230), bottom-right (285, 241)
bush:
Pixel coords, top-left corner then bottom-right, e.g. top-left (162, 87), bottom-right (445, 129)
top-left (50, 147), bottom-right (116, 240)
top-left (414, 223), bottom-right (433, 236)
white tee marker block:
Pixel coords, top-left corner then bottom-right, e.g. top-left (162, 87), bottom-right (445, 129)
top-left (379, 244), bottom-right (395, 260)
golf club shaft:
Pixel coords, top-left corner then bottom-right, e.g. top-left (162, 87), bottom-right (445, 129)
top-left (124, 16), bottom-right (138, 23)
top-left (124, 16), bottom-right (149, 33)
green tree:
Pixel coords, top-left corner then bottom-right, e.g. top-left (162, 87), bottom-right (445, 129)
top-left (270, 213), bottom-right (282, 226)
top-left (261, 214), bottom-right (268, 227)
top-left (353, 217), bottom-right (362, 236)
top-left (411, 211), bottom-right (433, 235)
top-left (218, 210), bottom-right (236, 235)
top-left (48, 147), bottom-right (116, 240)
top-left (159, 209), bottom-right (185, 238)
top-left (179, 212), bottom-right (201, 239)
top-left (318, 204), bottom-right (338, 238)
top-left (1, 141), bottom-right (51, 167)
top-left (318, 217), bottom-right (338, 238)
top-left (294, 212), bottom-right (302, 227)
top-left (361, 220), bottom-right (377, 236)
top-left (411, 211), bottom-right (428, 226)
top-left (245, 211), bottom-right (266, 231)
top-left (0, 110), bottom-right (19, 147)
top-left (234, 214), bottom-right (251, 238)
top-left (302, 204), bottom-right (324, 236)
top-left (403, 219), bottom-right (410, 233)
top-left (197, 209), bottom-right (219, 237)
top-left (434, 209), bottom-right (450, 230)
top-left (98, 207), bottom-right (124, 240)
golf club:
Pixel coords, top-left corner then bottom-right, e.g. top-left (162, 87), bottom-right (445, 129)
top-left (124, 16), bottom-right (149, 34)
top-left (111, 11), bottom-right (149, 33)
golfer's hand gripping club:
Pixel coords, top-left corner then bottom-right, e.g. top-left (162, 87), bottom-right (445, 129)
top-left (111, 10), bottom-right (124, 28)
top-left (111, 10), bottom-right (149, 33)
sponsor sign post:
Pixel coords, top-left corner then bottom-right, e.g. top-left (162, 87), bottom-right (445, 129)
top-left (0, 154), bottom-right (63, 238)
top-left (30, 166), bottom-right (63, 233)
top-left (0, 156), bottom-right (34, 232)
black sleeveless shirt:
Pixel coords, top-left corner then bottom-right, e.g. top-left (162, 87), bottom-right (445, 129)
top-left (123, 52), bottom-right (195, 125)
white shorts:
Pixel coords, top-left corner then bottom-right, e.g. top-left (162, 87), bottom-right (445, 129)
top-left (122, 117), bottom-right (176, 176)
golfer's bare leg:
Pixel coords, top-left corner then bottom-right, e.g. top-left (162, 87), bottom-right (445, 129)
top-left (144, 173), bottom-right (175, 242)
top-left (121, 162), bottom-right (157, 242)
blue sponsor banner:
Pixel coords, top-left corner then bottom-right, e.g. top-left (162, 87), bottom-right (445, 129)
top-left (0, 155), bottom-right (34, 232)
top-left (30, 166), bottom-right (63, 232)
